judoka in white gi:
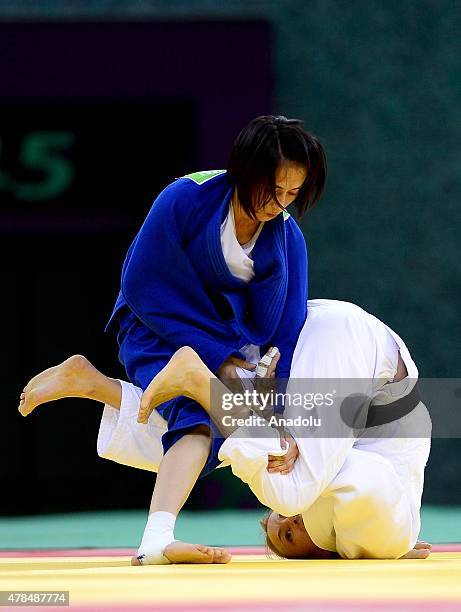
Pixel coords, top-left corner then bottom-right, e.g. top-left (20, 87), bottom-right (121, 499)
top-left (94, 299), bottom-right (432, 562)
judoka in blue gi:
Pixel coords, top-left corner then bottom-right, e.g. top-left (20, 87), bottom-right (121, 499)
top-left (18, 115), bottom-right (328, 564)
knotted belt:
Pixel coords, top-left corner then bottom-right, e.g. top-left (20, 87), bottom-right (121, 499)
top-left (365, 381), bottom-right (421, 428)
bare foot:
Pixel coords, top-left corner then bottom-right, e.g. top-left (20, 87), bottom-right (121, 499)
top-left (400, 540), bottom-right (432, 559)
top-left (130, 541), bottom-right (231, 565)
top-left (138, 346), bottom-right (206, 424)
top-left (18, 355), bottom-right (97, 417)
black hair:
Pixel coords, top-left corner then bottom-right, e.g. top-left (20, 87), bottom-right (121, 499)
top-left (227, 115), bottom-right (327, 220)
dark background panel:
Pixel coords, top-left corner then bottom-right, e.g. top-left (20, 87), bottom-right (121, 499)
top-left (0, 100), bottom-right (195, 230)
top-left (0, 20), bottom-right (272, 515)
top-left (0, 21), bottom-right (272, 169)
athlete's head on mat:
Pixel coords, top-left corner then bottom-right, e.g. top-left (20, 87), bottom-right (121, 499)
top-left (227, 115), bottom-right (327, 222)
top-left (260, 511), bottom-right (334, 559)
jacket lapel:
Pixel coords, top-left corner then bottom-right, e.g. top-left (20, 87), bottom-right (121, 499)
top-left (205, 192), bottom-right (288, 344)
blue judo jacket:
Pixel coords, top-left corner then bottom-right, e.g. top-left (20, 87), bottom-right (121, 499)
top-left (105, 170), bottom-right (308, 380)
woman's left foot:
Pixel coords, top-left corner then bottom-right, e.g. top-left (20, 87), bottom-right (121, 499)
top-left (18, 355), bottom-right (97, 417)
top-left (130, 541), bottom-right (231, 565)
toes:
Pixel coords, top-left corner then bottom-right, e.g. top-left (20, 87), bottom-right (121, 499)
top-left (411, 549), bottom-right (431, 559)
top-left (18, 392), bottom-right (35, 416)
top-left (138, 393), bottom-right (153, 423)
top-left (415, 540), bottom-right (432, 549)
top-left (213, 548), bottom-right (232, 564)
top-left (418, 549), bottom-right (431, 558)
top-left (402, 547), bottom-right (431, 559)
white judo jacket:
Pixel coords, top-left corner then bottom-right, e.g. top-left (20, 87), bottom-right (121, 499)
top-left (97, 300), bottom-right (431, 559)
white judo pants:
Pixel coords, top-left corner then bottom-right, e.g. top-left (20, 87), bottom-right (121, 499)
top-left (97, 299), bottom-right (431, 559)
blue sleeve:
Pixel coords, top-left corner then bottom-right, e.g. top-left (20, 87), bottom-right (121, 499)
top-left (268, 220), bottom-right (308, 380)
top-left (120, 181), bottom-right (237, 374)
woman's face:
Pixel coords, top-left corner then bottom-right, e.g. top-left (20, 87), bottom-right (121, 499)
top-left (265, 511), bottom-right (332, 559)
top-left (255, 163), bottom-right (307, 222)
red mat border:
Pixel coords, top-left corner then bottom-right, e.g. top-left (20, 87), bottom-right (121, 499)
top-left (0, 546), bottom-right (261, 557)
top-left (0, 544), bottom-right (460, 557)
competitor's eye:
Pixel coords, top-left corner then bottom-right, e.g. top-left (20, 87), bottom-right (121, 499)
top-left (286, 529), bottom-right (293, 543)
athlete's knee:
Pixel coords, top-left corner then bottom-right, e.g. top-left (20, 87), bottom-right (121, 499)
top-left (187, 425), bottom-right (212, 449)
top-left (189, 424), bottom-right (211, 437)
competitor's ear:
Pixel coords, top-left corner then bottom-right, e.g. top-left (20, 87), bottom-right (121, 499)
top-left (259, 514), bottom-right (268, 531)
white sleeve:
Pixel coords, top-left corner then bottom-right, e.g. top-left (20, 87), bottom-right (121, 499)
top-left (218, 423), bottom-right (356, 517)
top-left (97, 380), bottom-right (166, 473)
top-left (218, 424), bottom-right (298, 516)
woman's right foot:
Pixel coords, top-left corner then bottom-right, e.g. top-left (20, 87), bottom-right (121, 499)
top-left (138, 347), bottom-right (208, 424)
top-left (130, 541), bottom-right (231, 565)
top-left (18, 355), bottom-right (98, 417)
top-left (401, 540), bottom-right (432, 559)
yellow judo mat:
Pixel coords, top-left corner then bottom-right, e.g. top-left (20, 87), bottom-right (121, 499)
top-left (1, 546), bottom-right (461, 611)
